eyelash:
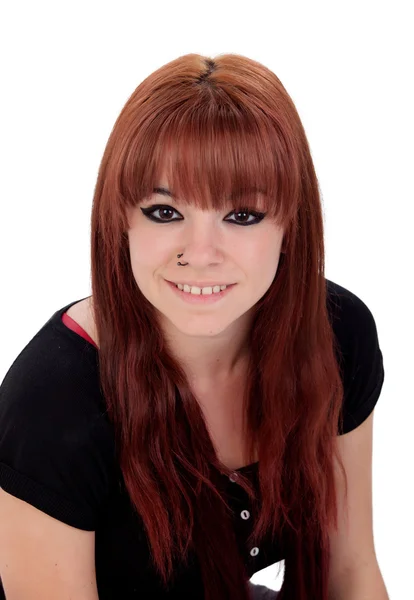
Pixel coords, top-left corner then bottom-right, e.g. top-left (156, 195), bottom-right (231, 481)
top-left (140, 204), bottom-right (266, 226)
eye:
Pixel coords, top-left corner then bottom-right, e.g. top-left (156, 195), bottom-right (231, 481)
top-left (224, 209), bottom-right (266, 226)
top-left (140, 205), bottom-right (183, 222)
top-left (140, 204), bottom-right (266, 226)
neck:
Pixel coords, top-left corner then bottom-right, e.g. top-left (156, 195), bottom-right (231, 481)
top-left (160, 314), bottom-right (253, 385)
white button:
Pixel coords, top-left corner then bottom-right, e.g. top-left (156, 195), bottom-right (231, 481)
top-left (240, 510), bottom-right (250, 520)
top-left (229, 472), bottom-right (239, 482)
top-left (250, 547), bottom-right (259, 557)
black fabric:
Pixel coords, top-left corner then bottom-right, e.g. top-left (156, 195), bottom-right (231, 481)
top-left (0, 278), bottom-right (385, 599)
top-left (248, 582), bottom-right (279, 598)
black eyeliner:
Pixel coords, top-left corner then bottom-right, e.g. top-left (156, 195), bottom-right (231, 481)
top-left (140, 204), bottom-right (266, 225)
top-left (140, 204), bottom-right (171, 214)
top-left (140, 204), bottom-right (179, 223)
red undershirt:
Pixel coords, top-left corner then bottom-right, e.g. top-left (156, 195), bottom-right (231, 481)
top-left (61, 312), bottom-right (98, 350)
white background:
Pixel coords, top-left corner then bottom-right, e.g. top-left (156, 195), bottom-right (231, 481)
top-left (0, 1), bottom-right (412, 596)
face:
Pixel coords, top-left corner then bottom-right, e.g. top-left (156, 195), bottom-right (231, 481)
top-left (126, 181), bottom-right (285, 339)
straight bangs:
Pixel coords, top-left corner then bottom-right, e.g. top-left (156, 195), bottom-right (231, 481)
top-left (119, 84), bottom-right (302, 228)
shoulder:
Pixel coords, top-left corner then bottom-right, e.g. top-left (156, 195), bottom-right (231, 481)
top-left (66, 296), bottom-right (99, 347)
top-left (326, 278), bottom-right (378, 326)
top-left (325, 279), bottom-right (385, 435)
top-left (0, 301), bottom-right (115, 530)
top-left (1, 298), bottom-right (104, 421)
top-left (326, 278), bottom-right (382, 356)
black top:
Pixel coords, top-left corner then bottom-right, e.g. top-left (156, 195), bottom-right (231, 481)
top-left (0, 279), bottom-right (385, 599)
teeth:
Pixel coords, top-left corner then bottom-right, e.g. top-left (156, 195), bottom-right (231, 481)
top-left (176, 283), bottom-right (228, 295)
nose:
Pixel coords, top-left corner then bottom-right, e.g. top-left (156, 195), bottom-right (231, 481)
top-left (178, 215), bottom-right (224, 268)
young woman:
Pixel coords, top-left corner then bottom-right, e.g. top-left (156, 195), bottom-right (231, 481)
top-left (0, 53), bottom-right (386, 600)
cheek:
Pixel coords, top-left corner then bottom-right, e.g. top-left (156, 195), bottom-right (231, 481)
top-left (128, 230), bottom-right (171, 275)
top-left (244, 238), bottom-right (283, 289)
top-left (128, 232), bottom-right (151, 282)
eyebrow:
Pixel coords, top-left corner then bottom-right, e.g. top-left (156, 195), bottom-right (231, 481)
top-left (152, 187), bottom-right (176, 200)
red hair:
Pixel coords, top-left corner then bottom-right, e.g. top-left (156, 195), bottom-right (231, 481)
top-left (90, 53), bottom-right (346, 600)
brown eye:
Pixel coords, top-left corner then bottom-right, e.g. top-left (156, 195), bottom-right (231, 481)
top-left (140, 204), bottom-right (266, 226)
top-left (140, 205), bottom-right (183, 223)
top-left (225, 209), bottom-right (266, 226)
top-left (158, 207), bottom-right (174, 220)
top-left (234, 211), bottom-right (250, 223)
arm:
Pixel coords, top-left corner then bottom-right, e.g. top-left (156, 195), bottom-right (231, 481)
top-left (328, 411), bottom-right (389, 600)
top-left (328, 559), bottom-right (388, 600)
top-left (0, 489), bottom-right (99, 600)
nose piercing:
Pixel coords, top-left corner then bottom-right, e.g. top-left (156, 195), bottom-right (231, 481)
top-left (177, 253), bottom-right (188, 266)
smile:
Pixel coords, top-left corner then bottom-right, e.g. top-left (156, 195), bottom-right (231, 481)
top-left (173, 283), bottom-right (229, 295)
top-left (165, 280), bottom-right (236, 304)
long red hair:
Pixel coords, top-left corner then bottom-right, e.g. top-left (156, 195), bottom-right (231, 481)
top-left (90, 53), bottom-right (346, 600)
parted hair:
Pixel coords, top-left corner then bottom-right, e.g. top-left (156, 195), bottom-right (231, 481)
top-left (90, 53), bottom-right (346, 600)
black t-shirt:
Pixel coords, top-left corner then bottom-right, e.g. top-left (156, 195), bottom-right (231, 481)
top-left (0, 279), bottom-right (385, 599)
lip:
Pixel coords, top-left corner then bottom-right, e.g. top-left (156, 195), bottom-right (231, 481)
top-left (165, 279), bottom-right (236, 304)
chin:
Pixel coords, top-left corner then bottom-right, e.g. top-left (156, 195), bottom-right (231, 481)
top-left (167, 315), bottom-right (231, 338)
